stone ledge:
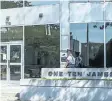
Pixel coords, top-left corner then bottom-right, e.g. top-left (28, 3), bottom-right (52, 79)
top-left (20, 79), bottom-right (112, 88)
top-left (20, 79), bottom-right (56, 86)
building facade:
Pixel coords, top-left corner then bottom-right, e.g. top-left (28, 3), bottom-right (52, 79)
top-left (0, 0), bottom-right (112, 101)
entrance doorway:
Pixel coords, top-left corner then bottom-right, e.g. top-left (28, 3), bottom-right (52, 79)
top-left (0, 41), bottom-right (23, 82)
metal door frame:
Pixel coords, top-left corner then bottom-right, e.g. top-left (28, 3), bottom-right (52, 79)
top-left (0, 41), bottom-right (23, 82)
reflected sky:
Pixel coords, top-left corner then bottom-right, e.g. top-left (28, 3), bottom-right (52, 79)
top-left (89, 23), bottom-right (104, 43)
top-left (70, 23), bottom-right (87, 43)
top-left (70, 23), bottom-right (112, 43)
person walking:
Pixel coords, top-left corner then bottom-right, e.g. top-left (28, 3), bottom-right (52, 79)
top-left (65, 49), bottom-right (75, 68)
top-left (75, 51), bottom-right (83, 68)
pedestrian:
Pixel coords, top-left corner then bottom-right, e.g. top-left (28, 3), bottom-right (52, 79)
top-left (65, 49), bottom-right (75, 68)
top-left (75, 51), bottom-right (83, 67)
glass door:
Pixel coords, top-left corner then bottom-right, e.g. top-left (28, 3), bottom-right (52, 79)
top-left (0, 45), bottom-right (8, 80)
top-left (9, 44), bottom-right (22, 81)
top-left (0, 42), bottom-right (23, 81)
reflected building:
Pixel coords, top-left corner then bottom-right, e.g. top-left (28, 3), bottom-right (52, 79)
top-left (70, 32), bottom-right (79, 56)
top-left (81, 42), bottom-right (103, 66)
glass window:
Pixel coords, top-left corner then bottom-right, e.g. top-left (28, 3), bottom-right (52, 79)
top-left (1, 0), bottom-right (23, 9)
top-left (105, 22), bottom-right (112, 67)
top-left (70, 23), bottom-right (87, 67)
top-left (0, 26), bottom-right (23, 42)
top-left (0, 46), bottom-right (7, 63)
top-left (70, 23), bottom-right (104, 68)
top-left (24, 24), bottom-right (60, 78)
top-left (24, 0), bottom-right (59, 7)
top-left (61, 36), bottom-right (69, 50)
top-left (61, 51), bottom-right (67, 63)
top-left (88, 23), bottom-right (104, 67)
top-left (0, 65), bottom-right (7, 80)
top-left (10, 65), bottom-right (21, 80)
top-left (10, 45), bottom-right (21, 63)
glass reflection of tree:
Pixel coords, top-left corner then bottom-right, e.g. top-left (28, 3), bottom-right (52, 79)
top-left (25, 24), bottom-right (60, 68)
top-left (90, 22), bottom-right (112, 67)
top-left (1, 27), bottom-right (23, 42)
top-left (10, 46), bottom-right (21, 63)
top-left (1, 1), bottom-right (31, 9)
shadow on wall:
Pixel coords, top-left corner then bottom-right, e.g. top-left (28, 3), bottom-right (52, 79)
top-left (20, 79), bottom-right (112, 101)
top-left (89, 38), bottom-right (112, 67)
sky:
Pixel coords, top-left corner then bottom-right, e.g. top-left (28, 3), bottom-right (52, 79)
top-left (70, 23), bottom-right (112, 43)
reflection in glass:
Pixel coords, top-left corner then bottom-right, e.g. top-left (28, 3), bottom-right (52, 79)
top-left (24, 24), bottom-right (60, 78)
top-left (1, 0), bottom-right (23, 9)
top-left (70, 23), bottom-right (87, 67)
top-left (0, 65), bottom-right (7, 80)
top-left (70, 23), bottom-right (104, 68)
top-left (89, 23), bottom-right (104, 67)
top-left (10, 45), bottom-right (21, 63)
top-left (10, 65), bottom-right (21, 80)
top-left (106, 22), bottom-right (112, 67)
top-left (0, 46), bottom-right (7, 63)
top-left (61, 36), bottom-right (69, 50)
top-left (1, 27), bottom-right (23, 42)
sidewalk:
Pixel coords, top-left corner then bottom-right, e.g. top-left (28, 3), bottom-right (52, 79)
top-left (0, 81), bottom-right (21, 101)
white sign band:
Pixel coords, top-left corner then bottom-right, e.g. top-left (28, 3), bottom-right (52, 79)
top-left (41, 68), bottom-right (112, 79)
